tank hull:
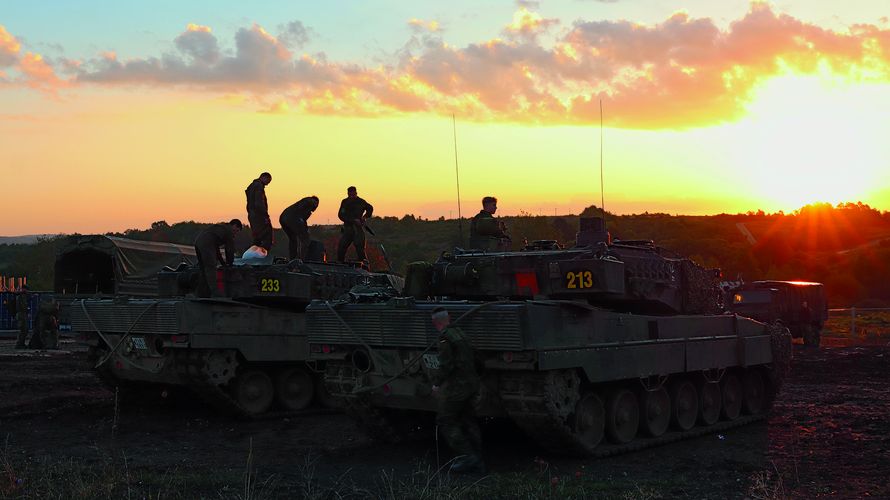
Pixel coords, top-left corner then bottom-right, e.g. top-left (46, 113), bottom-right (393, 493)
top-left (306, 299), bottom-right (790, 455)
top-left (74, 297), bottom-right (319, 417)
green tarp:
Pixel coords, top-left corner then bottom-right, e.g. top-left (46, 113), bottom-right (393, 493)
top-left (54, 235), bottom-right (196, 296)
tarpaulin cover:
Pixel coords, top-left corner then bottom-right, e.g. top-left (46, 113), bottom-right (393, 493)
top-left (54, 235), bottom-right (197, 296)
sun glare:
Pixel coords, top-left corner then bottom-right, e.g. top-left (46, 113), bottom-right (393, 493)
top-left (728, 71), bottom-right (890, 210)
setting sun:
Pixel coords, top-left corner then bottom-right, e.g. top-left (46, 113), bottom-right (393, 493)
top-left (729, 70), bottom-right (890, 209)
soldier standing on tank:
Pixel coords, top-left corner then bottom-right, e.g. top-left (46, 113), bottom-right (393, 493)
top-left (194, 219), bottom-right (242, 298)
top-left (279, 196), bottom-right (319, 261)
top-left (245, 172), bottom-right (273, 250)
top-left (430, 307), bottom-right (485, 474)
top-left (14, 285), bottom-right (31, 349)
top-left (469, 196), bottom-right (510, 251)
top-left (336, 186), bottom-right (373, 263)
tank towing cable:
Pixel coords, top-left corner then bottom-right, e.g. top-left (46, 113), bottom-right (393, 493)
top-left (78, 298), bottom-right (165, 374)
top-left (321, 299), bottom-right (515, 395)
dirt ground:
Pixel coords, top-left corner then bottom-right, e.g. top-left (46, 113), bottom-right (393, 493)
top-left (0, 334), bottom-right (888, 498)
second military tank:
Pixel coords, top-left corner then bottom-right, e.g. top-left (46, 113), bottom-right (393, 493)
top-left (72, 253), bottom-right (402, 417)
top-left (305, 217), bottom-right (791, 455)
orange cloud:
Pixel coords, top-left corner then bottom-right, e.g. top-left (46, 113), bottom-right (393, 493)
top-left (0, 25), bottom-right (67, 92)
top-left (408, 18), bottom-right (441, 33)
top-left (24, 6), bottom-right (890, 128)
top-left (504, 7), bottom-right (558, 40)
top-left (186, 23), bottom-right (212, 33)
top-left (0, 25), bottom-right (22, 66)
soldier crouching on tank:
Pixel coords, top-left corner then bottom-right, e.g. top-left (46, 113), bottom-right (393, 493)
top-left (469, 196), bottom-right (510, 252)
top-left (430, 307), bottom-right (485, 474)
top-left (279, 196), bottom-right (319, 261)
top-left (194, 219), bottom-right (242, 297)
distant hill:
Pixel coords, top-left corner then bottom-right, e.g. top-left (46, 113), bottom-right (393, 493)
top-left (0, 235), bottom-right (58, 245)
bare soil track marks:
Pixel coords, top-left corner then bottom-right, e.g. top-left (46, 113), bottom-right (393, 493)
top-left (1, 338), bottom-right (888, 498)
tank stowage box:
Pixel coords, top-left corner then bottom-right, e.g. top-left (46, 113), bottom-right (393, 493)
top-left (305, 218), bottom-right (791, 455)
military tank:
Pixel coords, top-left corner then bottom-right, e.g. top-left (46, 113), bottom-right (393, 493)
top-left (305, 217), bottom-right (791, 455)
top-left (72, 254), bottom-right (402, 417)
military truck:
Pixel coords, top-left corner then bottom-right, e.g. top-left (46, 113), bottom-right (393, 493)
top-left (727, 280), bottom-right (827, 347)
top-left (72, 256), bottom-right (402, 417)
top-left (305, 218), bottom-right (791, 455)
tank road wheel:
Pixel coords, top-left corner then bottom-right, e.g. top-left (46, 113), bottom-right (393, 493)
top-left (742, 369), bottom-right (766, 415)
top-left (720, 373), bottom-right (743, 421)
top-left (605, 388), bottom-right (639, 444)
top-left (573, 393), bottom-right (605, 450)
top-left (670, 380), bottom-right (698, 431)
top-left (639, 387), bottom-right (671, 438)
top-left (697, 381), bottom-right (722, 426)
top-left (230, 369), bottom-right (274, 415)
top-left (276, 368), bottom-right (315, 411)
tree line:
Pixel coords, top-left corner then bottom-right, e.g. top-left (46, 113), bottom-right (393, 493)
top-left (2, 202), bottom-right (889, 307)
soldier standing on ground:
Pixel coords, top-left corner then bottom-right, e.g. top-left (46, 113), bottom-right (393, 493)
top-left (245, 172), bottom-right (273, 250)
top-left (469, 196), bottom-right (510, 251)
top-left (14, 285), bottom-right (30, 349)
top-left (31, 298), bottom-right (60, 349)
top-left (279, 196), bottom-right (319, 261)
top-left (194, 220), bottom-right (242, 298)
top-left (337, 186), bottom-right (373, 263)
top-left (430, 307), bottom-right (485, 474)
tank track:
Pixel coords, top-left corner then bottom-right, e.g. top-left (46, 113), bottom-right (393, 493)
top-left (498, 370), bottom-right (769, 458)
top-left (173, 350), bottom-right (254, 418)
top-left (171, 350), bottom-right (334, 421)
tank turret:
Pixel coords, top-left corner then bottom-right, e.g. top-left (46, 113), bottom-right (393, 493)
top-left (406, 217), bottom-right (720, 315)
top-left (158, 257), bottom-right (402, 305)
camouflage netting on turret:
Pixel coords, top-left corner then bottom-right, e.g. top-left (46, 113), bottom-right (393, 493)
top-left (681, 260), bottom-right (722, 315)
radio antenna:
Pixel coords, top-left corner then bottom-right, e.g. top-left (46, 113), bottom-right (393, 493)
top-left (452, 114), bottom-right (464, 246)
top-left (599, 99), bottom-right (606, 231)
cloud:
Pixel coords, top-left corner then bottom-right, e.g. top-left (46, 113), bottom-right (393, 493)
top-left (15, 5), bottom-right (890, 128)
top-left (408, 18), bottom-right (442, 34)
top-left (0, 25), bottom-right (22, 67)
top-left (78, 24), bottom-right (294, 88)
top-left (504, 7), bottom-right (559, 40)
top-left (174, 24), bottom-right (220, 64)
top-left (0, 25), bottom-right (67, 92)
top-left (277, 20), bottom-right (311, 49)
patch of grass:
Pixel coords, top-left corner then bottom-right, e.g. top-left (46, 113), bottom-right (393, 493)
top-left (747, 466), bottom-right (786, 500)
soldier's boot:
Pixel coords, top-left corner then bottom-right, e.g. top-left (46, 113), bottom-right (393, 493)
top-left (15, 328), bottom-right (28, 349)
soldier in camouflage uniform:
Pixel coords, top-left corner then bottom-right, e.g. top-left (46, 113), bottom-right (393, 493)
top-left (336, 186), bottom-right (373, 263)
top-left (14, 285), bottom-right (30, 349)
top-left (30, 298), bottom-right (60, 349)
top-left (279, 196), bottom-right (319, 261)
top-left (430, 307), bottom-right (485, 474)
top-left (245, 172), bottom-right (273, 250)
top-left (469, 196), bottom-right (510, 251)
top-left (194, 219), bottom-right (242, 298)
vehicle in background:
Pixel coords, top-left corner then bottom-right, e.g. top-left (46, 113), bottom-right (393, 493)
top-left (727, 281), bottom-right (827, 347)
top-left (54, 235), bottom-right (197, 329)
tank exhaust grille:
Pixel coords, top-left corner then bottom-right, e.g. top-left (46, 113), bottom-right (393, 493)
top-left (70, 301), bottom-right (180, 335)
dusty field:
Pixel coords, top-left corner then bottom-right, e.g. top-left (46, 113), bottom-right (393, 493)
top-left (0, 335), bottom-right (888, 499)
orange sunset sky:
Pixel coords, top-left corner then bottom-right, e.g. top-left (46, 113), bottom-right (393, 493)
top-left (2, 1), bottom-right (890, 235)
